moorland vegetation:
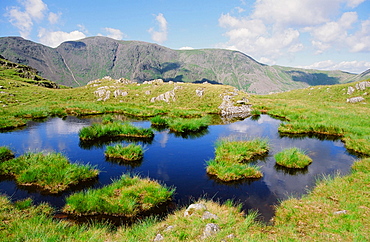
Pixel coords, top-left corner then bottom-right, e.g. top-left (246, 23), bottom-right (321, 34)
top-left (0, 57), bottom-right (369, 240)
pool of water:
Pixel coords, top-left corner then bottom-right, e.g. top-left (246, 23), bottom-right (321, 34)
top-left (0, 115), bottom-right (356, 222)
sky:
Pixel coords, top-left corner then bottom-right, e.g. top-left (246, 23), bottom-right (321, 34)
top-left (1, 0), bottom-right (370, 74)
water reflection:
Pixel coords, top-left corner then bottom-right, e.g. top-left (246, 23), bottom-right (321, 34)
top-left (0, 115), bottom-right (356, 222)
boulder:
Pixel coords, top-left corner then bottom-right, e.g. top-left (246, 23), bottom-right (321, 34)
top-left (184, 203), bottom-right (207, 217)
top-left (196, 89), bottom-right (204, 97)
top-left (200, 223), bottom-right (220, 240)
top-left (347, 86), bottom-right (355, 95)
top-left (347, 96), bottom-right (365, 103)
top-left (202, 211), bottom-right (219, 220)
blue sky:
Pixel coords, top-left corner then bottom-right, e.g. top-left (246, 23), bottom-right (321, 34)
top-left (1, 0), bottom-right (370, 73)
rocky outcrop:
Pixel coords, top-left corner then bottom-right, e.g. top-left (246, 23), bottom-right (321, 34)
top-left (218, 90), bottom-right (252, 121)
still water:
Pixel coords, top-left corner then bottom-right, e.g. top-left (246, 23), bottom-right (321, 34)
top-left (0, 115), bottom-right (356, 221)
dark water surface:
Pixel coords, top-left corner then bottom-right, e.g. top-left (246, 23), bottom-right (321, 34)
top-left (0, 115), bottom-right (356, 222)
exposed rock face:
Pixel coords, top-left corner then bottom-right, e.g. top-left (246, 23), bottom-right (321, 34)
top-left (150, 86), bottom-right (182, 103)
top-left (218, 91), bottom-right (252, 121)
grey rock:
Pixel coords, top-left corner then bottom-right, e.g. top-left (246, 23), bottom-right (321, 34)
top-left (153, 233), bottom-right (164, 241)
top-left (196, 89), bottom-right (204, 97)
top-left (202, 211), bottom-right (219, 220)
top-left (184, 203), bottom-right (207, 217)
top-left (201, 223), bottom-right (220, 240)
top-left (333, 210), bottom-right (348, 215)
top-left (151, 89), bottom-right (176, 103)
top-left (164, 225), bottom-right (175, 232)
top-left (347, 96), bottom-right (365, 103)
top-left (355, 81), bottom-right (370, 90)
top-left (347, 86), bottom-right (355, 95)
top-left (145, 90), bottom-right (151, 95)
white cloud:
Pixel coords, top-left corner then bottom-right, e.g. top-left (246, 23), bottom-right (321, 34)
top-left (218, 13), bottom-right (301, 64)
top-left (218, 0), bottom-right (370, 65)
top-left (38, 28), bottom-right (86, 47)
top-left (48, 12), bottom-right (61, 25)
top-left (179, 46), bottom-right (194, 50)
top-left (103, 27), bottom-right (125, 40)
top-left (300, 60), bottom-right (370, 73)
top-left (6, 0), bottom-right (48, 38)
top-left (148, 13), bottom-right (168, 43)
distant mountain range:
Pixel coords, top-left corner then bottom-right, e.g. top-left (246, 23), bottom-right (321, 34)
top-left (0, 36), bottom-right (368, 94)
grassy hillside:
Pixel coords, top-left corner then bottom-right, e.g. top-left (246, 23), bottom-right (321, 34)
top-left (0, 71), bottom-right (247, 130)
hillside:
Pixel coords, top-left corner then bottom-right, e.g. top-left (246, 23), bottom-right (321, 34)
top-left (0, 36), bottom-right (356, 94)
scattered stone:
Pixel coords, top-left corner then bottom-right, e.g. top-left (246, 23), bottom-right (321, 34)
top-left (333, 210), bottom-right (348, 215)
top-left (145, 90), bottom-right (151, 95)
top-left (102, 76), bottom-right (112, 81)
top-left (0, 91), bottom-right (7, 94)
top-left (355, 81), bottom-right (370, 90)
top-left (168, 81), bottom-right (174, 84)
top-left (184, 203), bottom-right (207, 217)
top-left (201, 223), bottom-right (220, 240)
top-left (0, 86), bottom-right (4, 89)
top-left (87, 80), bottom-right (101, 85)
top-left (236, 97), bottom-right (249, 104)
top-left (202, 211), bottom-right (219, 220)
top-left (113, 89), bottom-right (128, 97)
top-left (347, 86), bottom-right (355, 95)
top-left (347, 96), bottom-right (365, 103)
top-left (144, 79), bottom-right (164, 85)
top-left (164, 225), bottom-right (175, 232)
top-left (116, 78), bottom-right (134, 85)
top-left (153, 233), bottom-right (164, 241)
top-left (196, 89), bottom-right (204, 97)
top-left (150, 89), bottom-right (176, 103)
top-left (94, 89), bottom-right (106, 98)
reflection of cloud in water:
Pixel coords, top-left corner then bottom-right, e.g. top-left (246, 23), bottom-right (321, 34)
top-left (45, 118), bottom-right (87, 136)
top-left (261, 138), bottom-right (355, 200)
top-left (228, 116), bottom-right (281, 137)
top-left (156, 131), bottom-right (170, 148)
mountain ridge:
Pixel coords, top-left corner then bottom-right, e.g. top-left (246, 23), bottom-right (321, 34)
top-left (0, 36), bottom-right (362, 94)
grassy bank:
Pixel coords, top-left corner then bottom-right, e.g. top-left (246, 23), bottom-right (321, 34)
top-left (251, 80), bottom-right (370, 155)
top-left (63, 174), bottom-right (174, 217)
top-left (1, 157), bottom-right (368, 241)
top-left (0, 152), bottom-right (99, 193)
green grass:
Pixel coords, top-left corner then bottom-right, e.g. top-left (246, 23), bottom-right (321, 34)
top-left (167, 116), bottom-right (210, 133)
top-left (206, 159), bottom-right (263, 181)
top-left (105, 144), bottom-right (143, 161)
top-left (79, 121), bottom-right (154, 140)
top-left (0, 75), bottom-right (244, 130)
top-left (150, 115), bottom-right (168, 126)
top-left (215, 137), bottom-right (269, 163)
top-left (206, 137), bottom-right (268, 181)
top-left (274, 147), bottom-right (313, 168)
top-left (0, 146), bottom-right (14, 161)
top-left (251, 80), bottom-right (370, 155)
top-left (0, 152), bottom-right (99, 193)
top-left (63, 174), bottom-right (174, 216)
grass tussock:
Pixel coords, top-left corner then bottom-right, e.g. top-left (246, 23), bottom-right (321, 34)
top-left (79, 121), bottom-right (154, 140)
top-left (63, 174), bottom-right (174, 216)
top-left (274, 147), bottom-right (313, 169)
top-left (206, 137), bottom-right (268, 181)
top-left (0, 152), bottom-right (99, 193)
top-left (167, 116), bottom-right (210, 133)
top-left (0, 146), bottom-right (15, 161)
top-left (105, 144), bottom-right (143, 161)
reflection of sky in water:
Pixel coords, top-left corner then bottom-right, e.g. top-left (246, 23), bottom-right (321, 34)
top-left (0, 115), bottom-right (356, 221)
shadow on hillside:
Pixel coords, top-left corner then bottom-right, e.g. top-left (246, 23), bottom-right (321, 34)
top-left (286, 70), bottom-right (340, 85)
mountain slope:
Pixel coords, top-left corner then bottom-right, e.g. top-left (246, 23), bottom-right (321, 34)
top-left (0, 36), bottom-right (356, 94)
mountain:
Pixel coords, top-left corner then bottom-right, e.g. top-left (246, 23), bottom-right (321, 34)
top-left (0, 36), bottom-right (356, 94)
